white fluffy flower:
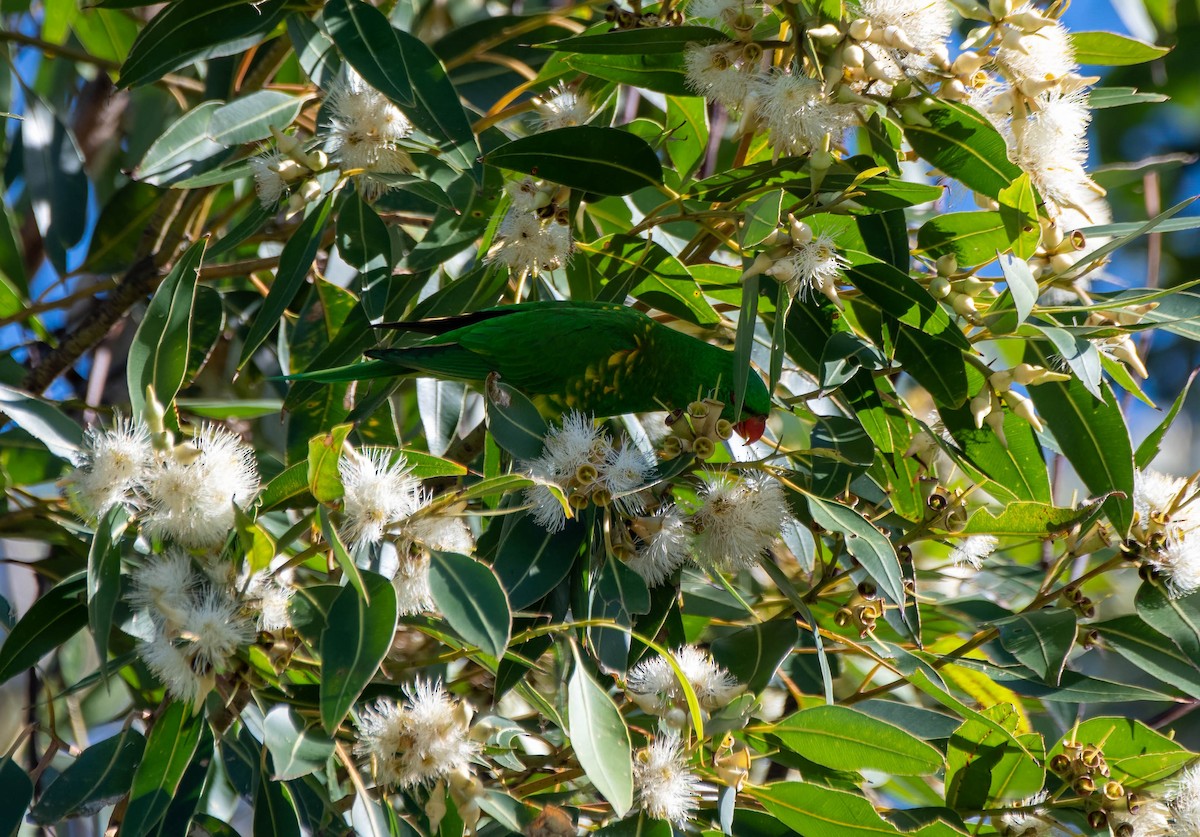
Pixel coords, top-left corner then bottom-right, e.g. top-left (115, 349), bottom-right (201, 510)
top-left (1168, 764), bottom-right (1200, 834)
top-left (629, 506), bottom-right (693, 587)
top-left (339, 449), bottom-right (423, 549)
top-left (626, 645), bottom-right (740, 716)
top-left (405, 514), bottom-right (475, 555)
top-left (1135, 469), bottom-right (1189, 528)
top-left (249, 149), bottom-right (288, 207)
top-left (354, 680), bottom-right (478, 788)
top-left (1151, 533), bottom-right (1200, 599)
top-left (996, 790), bottom-right (1054, 837)
top-left (139, 631), bottom-right (209, 707)
top-left (858, 0), bottom-right (952, 59)
top-left (487, 211), bottom-right (573, 278)
top-left (535, 82), bottom-right (591, 130)
top-left (128, 550), bottom-right (199, 629)
top-left (635, 735), bottom-right (701, 825)
top-left (766, 231), bottom-right (848, 303)
top-left (683, 43), bottom-right (756, 112)
top-left (393, 552), bottom-right (435, 616)
top-left (1108, 797), bottom-right (1173, 837)
top-left (755, 72), bottom-right (858, 158)
top-left (995, 15), bottom-right (1076, 88)
top-left (246, 572), bottom-right (293, 633)
top-left (691, 472), bottom-right (790, 571)
top-left (182, 588), bottom-right (254, 671)
top-left (522, 412), bottom-right (605, 532)
top-left (950, 535), bottom-right (998, 570)
top-left (141, 424), bottom-right (260, 549)
top-left (525, 482), bottom-right (569, 533)
top-left (601, 443), bottom-right (655, 513)
top-left (70, 417), bottom-right (153, 517)
top-left (325, 70), bottom-right (416, 199)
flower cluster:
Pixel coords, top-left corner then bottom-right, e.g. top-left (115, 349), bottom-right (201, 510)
top-left (634, 735), bottom-right (702, 825)
top-left (69, 418), bottom-right (259, 550)
top-left (522, 412), bottom-right (655, 532)
top-left (338, 445), bottom-right (475, 615)
top-left (743, 217), bottom-right (847, 308)
top-left (325, 69), bottom-right (417, 200)
top-left (354, 680), bottom-right (479, 789)
top-left (626, 645), bottom-right (742, 725)
top-left (487, 178), bottom-right (574, 280)
top-left (534, 82), bottom-right (592, 131)
top-left (1132, 469), bottom-right (1200, 598)
top-left (129, 551), bottom-right (254, 706)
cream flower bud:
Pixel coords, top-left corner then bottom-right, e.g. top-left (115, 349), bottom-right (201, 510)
top-left (1007, 391), bottom-right (1044, 432)
top-left (989, 369), bottom-right (1014, 393)
top-left (842, 43), bottom-right (865, 68)
top-left (1109, 335), bottom-right (1149, 379)
top-left (953, 52), bottom-right (987, 75)
top-left (950, 292), bottom-right (980, 320)
top-left (989, 0), bottom-right (1013, 20)
top-left (935, 254), bottom-right (958, 276)
top-left (971, 392), bottom-right (994, 429)
top-left (848, 18), bottom-right (872, 40)
top-left (929, 275), bottom-right (952, 299)
top-left (808, 23), bottom-right (843, 42)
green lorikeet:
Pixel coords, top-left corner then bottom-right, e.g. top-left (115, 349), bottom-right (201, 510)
top-left (309, 301), bottom-right (773, 441)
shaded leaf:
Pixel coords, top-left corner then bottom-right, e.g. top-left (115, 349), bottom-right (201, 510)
top-left (319, 571), bottom-right (398, 732)
top-left (123, 702), bottom-right (204, 837)
top-left (428, 550), bottom-right (511, 659)
top-left (30, 729), bottom-right (145, 824)
top-left (568, 647), bottom-right (633, 817)
top-left (486, 127), bottom-right (663, 197)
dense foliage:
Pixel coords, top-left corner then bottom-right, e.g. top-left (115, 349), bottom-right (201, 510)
top-left (2, 0), bottom-right (1200, 835)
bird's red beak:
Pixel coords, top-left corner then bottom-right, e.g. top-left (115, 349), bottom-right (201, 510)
top-left (733, 415), bottom-right (767, 444)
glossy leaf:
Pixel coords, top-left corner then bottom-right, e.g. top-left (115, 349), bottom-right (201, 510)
top-left (588, 557), bottom-right (650, 673)
top-left (128, 238), bottom-right (205, 417)
top-left (1047, 717), bottom-right (1191, 788)
top-left (1024, 344), bottom-right (1134, 534)
top-left (319, 571), bottom-right (399, 732)
top-left (567, 647), bottom-right (633, 817)
top-left (254, 775), bottom-right (302, 837)
top-left (0, 575), bottom-right (87, 685)
top-left (565, 52), bottom-right (691, 96)
top-left (0, 383), bottom-right (83, 461)
top-left (997, 173), bottom-right (1040, 261)
top-left (771, 705), bottom-right (944, 776)
top-left (1136, 581), bottom-right (1200, 659)
top-left (82, 181), bottom-right (164, 273)
top-left (586, 234), bottom-right (718, 325)
top-left (87, 505), bottom-right (128, 678)
top-left (263, 706), bottom-right (336, 781)
top-left (750, 782), bottom-right (905, 837)
top-left (710, 618), bottom-right (800, 693)
top-left (808, 497), bottom-right (906, 619)
top-left (30, 729), bottom-right (146, 824)
top-left (21, 100), bottom-right (88, 271)
top-left (903, 102), bottom-right (1021, 199)
top-left (485, 378), bottom-right (548, 461)
top-left (428, 550), bottom-right (511, 659)
top-left (486, 127), bottom-right (663, 196)
top-left (118, 0), bottom-right (290, 88)
top-left (1095, 614), bottom-right (1200, 699)
top-left (493, 513), bottom-right (585, 610)
top-left (0, 756), bottom-right (32, 837)
top-left (995, 609), bottom-right (1076, 684)
top-left (208, 91), bottom-right (304, 146)
top-left (123, 702), bottom-right (204, 837)
top-left (945, 704), bottom-right (1045, 807)
top-left (545, 26), bottom-right (728, 53)
top-left (917, 212), bottom-right (1009, 266)
top-left (1070, 31), bottom-right (1170, 66)
top-left (1135, 369), bottom-right (1195, 468)
top-left (238, 195), bottom-right (334, 369)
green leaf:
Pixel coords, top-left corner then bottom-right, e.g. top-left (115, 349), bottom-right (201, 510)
top-left (254, 775), bottom-right (301, 837)
top-left (317, 505), bottom-right (367, 604)
top-left (567, 646), bottom-right (633, 817)
top-left (960, 501), bottom-right (1100, 537)
top-left (0, 383), bottom-right (83, 461)
top-left (1095, 614), bottom-right (1200, 699)
top-left (808, 497), bottom-right (906, 619)
top-left (1036, 324), bottom-right (1102, 401)
top-left (741, 190), bottom-right (784, 248)
top-left (263, 705), bottom-right (336, 781)
top-left (938, 402), bottom-right (1049, 504)
top-left (1088, 86), bottom-right (1170, 108)
top-left (87, 505), bottom-right (128, 679)
top-left (916, 211), bottom-right (1010, 266)
top-left (238, 195), bottom-right (334, 370)
top-left (123, 701), bottom-right (204, 837)
top-left (750, 782), bottom-right (903, 836)
top-left (307, 423), bottom-right (353, 504)
top-left (325, 0), bottom-right (479, 176)
top-left (320, 571), bottom-right (399, 732)
top-left (710, 618), bottom-right (800, 693)
top-left (545, 25), bottom-right (729, 53)
top-left (258, 462), bottom-right (311, 512)
top-left (903, 102), bottom-right (1022, 199)
top-left (486, 127), bottom-right (663, 197)
top-left (493, 514), bottom-right (585, 610)
top-left (845, 257), bottom-right (967, 348)
top-left (665, 95), bottom-right (708, 181)
top-left (588, 557), bottom-right (650, 673)
top-left (1135, 370), bottom-right (1195, 468)
top-left (208, 91), bottom-right (304, 146)
top-left (118, 0), bottom-right (290, 88)
top-left (21, 100), bottom-right (88, 271)
top-left (82, 181), bottom-right (164, 274)
top-left (997, 252), bottom-right (1038, 325)
top-left (1024, 343), bottom-right (1134, 534)
top-left (945, 704), bottom-right (1045, 807)
top-left (565, 51), bottom-right (691, 96)
top-left (585, 234), bottom-right (719, 325)
top-left (0, 574), bottom-right (87, 685)
top-left (995, 609), bottom-right (1076, 684)
top-left (0, 755), bottom-right (32, 837)
top-left (893, 328), bottom-right (970, 407)
top-left (1136, 581), bottom-right (1200, 664)
top-left (1047, 717), bottom-right (1192, 788)
top-left (1070, 31), bottom-right (1170, 66)
top-left (336, 192), bottom-right (393, 272)
top-left (128, 238), bottom-right (205, 417)
top-left (485, 379), bottom-right (548, 461)
top-left (997, 173), bottom-right (1040, 260)
top-left (30, 728), bottom-right (145, 824)
top-left (428, 550), bottom-right (511, 659)
top-left (770, 705), bottom-right (944, 776)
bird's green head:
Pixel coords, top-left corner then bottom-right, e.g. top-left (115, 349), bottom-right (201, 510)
top-left (727, 370), bottom-right (772, 444)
